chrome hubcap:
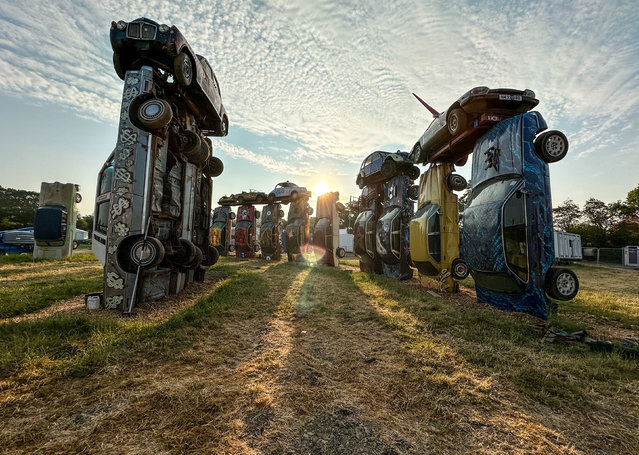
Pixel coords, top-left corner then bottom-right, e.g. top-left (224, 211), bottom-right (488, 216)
top-left (556, 272), bottom-right (575, 296)
top-left (545, 135), bottom-right (565, 157)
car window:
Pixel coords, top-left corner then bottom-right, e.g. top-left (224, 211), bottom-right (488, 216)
top-left (427, 205), bottom-right (441, 263)
top-left (503, 191), bottom-right (528, 282)
top-left (198, 56), bottom-right (213, 78)
top-left (469, 178), bottom-right (521, 207)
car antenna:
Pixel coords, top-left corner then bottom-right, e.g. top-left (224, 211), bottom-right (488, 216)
top-left (412, 93), bottom-right (440, 118)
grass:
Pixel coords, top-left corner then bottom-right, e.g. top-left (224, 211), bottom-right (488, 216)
top-left (0, 254), bottom-right (102, 318)
top-left (0, 258), bottom-right (637, 454)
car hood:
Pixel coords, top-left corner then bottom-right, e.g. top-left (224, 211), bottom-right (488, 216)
top-left (462, 200), bottom-right (505, 273)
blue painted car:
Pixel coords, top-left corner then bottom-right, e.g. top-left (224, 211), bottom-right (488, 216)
top-left (462, 112), bottom-right (578, 319)
top-left (356, 151), bottom-right (420, 189)
top-left (0, 227), bottom-right (34, 255)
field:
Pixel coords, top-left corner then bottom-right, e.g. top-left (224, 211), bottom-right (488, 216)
top-left (0, 255), bottom-right (638, 454)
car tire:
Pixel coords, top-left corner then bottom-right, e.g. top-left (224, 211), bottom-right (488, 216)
top-left (534, 130), bottom-right (569, 163)
top-left (447, 173), bottom-right (467, 191)
top-left (381, 159), bottom-right (396, 178)
top-left (278, 209), bottom-right (285, 218)
top-left (256, 194), bottom-right (265, 204)
top-left (238, 196), bottom-right (245, 205)
top-left (229, 212), bottom-right (236, 220)
top-left (220, 116), bottom-right (229, 137)
top-left (174, 52), bottom-right (193, 87)
top-left (407, 165), bottom-right (420, 180)
top-left (451, 258), bottom-right (469, 280)
top-left (545, 267), bottom-right (579, 301)
top-left (186, 247), bottom-right (203, 269)
top-left (408, 184), bottom-right (419, 201)
top-left (336, 247), bottom-right (346, 259)
top-left (0, 250), bottom-right (5, 256)
top-left (204, 156), bottom-right (224, 177)
top-left (254, 244), bottom-right (260, 253)
top-left (255, 210), bottom-right (261, 219)
top-left (336, 202), bottom-right (346, 212)
top-left (410, 142), bottom-right (423, 163)
top-left (73, 241), bottom-right (79, 250)
top-left (356, 174), bottom-right (364, 189)
top-left (193, 138), bottom-right (211, 165)
top-left (171, 239), bottom-right (198, 265)
top-left (447, 108), bottom-right (467, 136)
top-left (228, 244), bottom-right (236, 253)
top-left (117, 235), bottom-right (165, 274)
top-left (75, 193), bottom-right (83, 204)
top-left (178, 130), bottom-right (201, 156)
top-left (202, 245), bottom-right (219, 266)
top-left (306, 207), bottom-right (314, 216)
top-left (137, 98), bottom-right (173, 130)
top-left (113, 53), bottom-right (126, 80)
top-left (268, 193), bottom-right (276, 203)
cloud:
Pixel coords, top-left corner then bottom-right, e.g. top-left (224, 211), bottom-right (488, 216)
top-left (1, 0), bottom-right (639, 178)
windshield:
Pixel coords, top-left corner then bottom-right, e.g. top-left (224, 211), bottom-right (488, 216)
top-left (469, 178), bottom-right (521, 207)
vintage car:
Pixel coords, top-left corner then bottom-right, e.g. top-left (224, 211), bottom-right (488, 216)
top-left (259, 204), bottom-right (285, 261)
top-left (410, 87), bottom-right (538, 164)
top-left (375, 175), bottom-right (415, 280)
top-left (235, 190), bottom-right (268, 205)
top-left (234, 205), bottom-right (260, 258)
top-left (353, 185), bottom-right (383, 273)
top-left (110, 17), bottom-right (228, 136)
top-left (462, 111), bottom-right (577, 319)
top-left (356, 151), bottom-right (420, 189)
top-left (218, 195), bottom-right (237, 206)
top-left (311, 192), bottom-right (345, 266)
top-left (285, 199), bottom-right (313, 261)
top-left (268, 181), bottom-right (310, 203)
top-left (409, 163), bottom-right (468, 292)
top-left (210, 206), bottom-right (235, 256)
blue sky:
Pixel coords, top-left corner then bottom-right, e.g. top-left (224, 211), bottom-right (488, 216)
top-left (1, 0), bottom-right (638, 217)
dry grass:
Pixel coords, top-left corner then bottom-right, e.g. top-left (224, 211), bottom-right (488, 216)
top-left (0, 258), bottom-right (637, 454)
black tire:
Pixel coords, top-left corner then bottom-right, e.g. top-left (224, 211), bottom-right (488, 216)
top-left (451, 258), bottom-right (469, 280)
top-left (534, 130), bottom-right (569, 163)
top-left (179, 130), bottom-right (201, 156)
top-left (545, 267), bottom-right (579, 301)
top-left (306, 207), bottom-right (314, 216)
top-left (204, 156), bottom-right (224, 177)
top-left (117, 235), bottom-right (165, 273)
top-left (202, 245), bottom-right (220, 266)
top-left (238, 196), bottom-right (245, 205)
top-left (254, 244), bottom-right (260, 253)
top-left (73, 241), bottom-right (79, 249)
top-left (336, 202), bottom-right (346, 212)
top-left (381, 159), bottom-right (396, 178)
top-left (287, 252), bottom-right (293, 262)
top-left (356, 173), bottom-right (364, 189)
top-left (171, 239), bottom-right (197, 265)
top-left (407, 165), bottom-right (420, 180)
top-left (447, 173), bottom-right (467, 191)
top-left (128, 93), bottom-right (154, 131)
top-left (255, 210), bottom-right (261, 219)
top-left (256, 194), bottom-right (265, 204)
top-left (336, 247), bottom-right (346, 259)
top-left (229, 212), bottom-right (236, 220)
top-left (75, 193), bottom-right (82, 204)
top-left (0, 250), bottom-right (5, 256)
top-left (113, 53), bottom-right (126, 80)
top-left (228, 244), bottom-right (236, 253)
top-left (173, 52), bottom-right (193, 86)
top-left (408, 184), bottom-right (419, 201)
top-left (220, 116), bottom-right (229, 136)
top-left (137, 99), bottom-right (173, 130)
top-left (191, 138), bottom-right (211, 165)
top-left (447, 108), bottom-right (467, 136)
top-left (411, 142), bottom-right (423, 163)
top-left (186, 247), bottom-right (203, 269)
top-left (278, 209), bottom-right (285, 218)
top-left (268, 193), bottom-right (276, 203)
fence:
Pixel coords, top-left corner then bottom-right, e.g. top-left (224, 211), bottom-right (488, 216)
top-left (582, 247), bottom-right (623, 266)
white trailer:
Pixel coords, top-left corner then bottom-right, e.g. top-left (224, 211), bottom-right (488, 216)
top-left (339, 228), bottom-right (354, 253)
top-left (554, 231), bottom-right (582, 262)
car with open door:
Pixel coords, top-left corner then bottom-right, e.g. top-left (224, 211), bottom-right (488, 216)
top-left (462, 111), bottom-right (576, 319)
top-left (110, 17), bottom-right (228, 136)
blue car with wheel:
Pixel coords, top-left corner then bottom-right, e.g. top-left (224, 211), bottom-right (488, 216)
top-left (462, 111), bottom-right (577, 319)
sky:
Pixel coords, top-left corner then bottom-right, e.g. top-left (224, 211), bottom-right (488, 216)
top-left (1, 0), bottom-right (638, 218)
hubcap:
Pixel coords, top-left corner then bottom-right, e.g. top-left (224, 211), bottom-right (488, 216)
top-left (450, 116), bottom-right (458, 132)
top-left (455, 263), bottom-right (466, 276)
top-left (141, 101), bottom-right (163, 120)
top-left (131, 241), bottom-right (156, 266)
top-left (556, 272), bottom-right (575, 296)
top-left (183, 59), bottom-right (192, 82)
top-left (545, 135), bottom-right (565, 157)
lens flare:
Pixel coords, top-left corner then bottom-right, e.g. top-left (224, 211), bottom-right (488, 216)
top-left (314, 181), bottom-right (330, 196)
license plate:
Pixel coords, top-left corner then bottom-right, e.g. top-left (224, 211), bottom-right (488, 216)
top-left (499, 94), bottom-right (522, 101)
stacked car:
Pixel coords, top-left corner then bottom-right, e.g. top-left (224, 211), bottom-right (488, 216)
top-left (353, 151), bottom-right (420, 280)
top-left (93, 18), bottom-right (227, 312)
top-left (404, 86), bottom-right (576, 318)
top-left (311, 192), bottom-right (346, 266)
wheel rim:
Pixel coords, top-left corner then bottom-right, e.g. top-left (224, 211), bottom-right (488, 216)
top-left (556, 272), bottom-right (576, 297)
top-left (452, 176), bottom-right (463, 187)
top-left (455, 263), bottom-right (467, 277)
top-left (182, 57), bottom-right (192, 84)
top-left (140, 100), bottom-right (166, 121)
top-left (130, 240), bottom-right (157, 267)
top-left (449, 115), bottom-right (458, 132)
top-left (545, 134), bottom-right (566, 158)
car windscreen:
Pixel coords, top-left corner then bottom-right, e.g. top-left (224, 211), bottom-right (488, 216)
top-left (468, 178), bottom-right (521, 207)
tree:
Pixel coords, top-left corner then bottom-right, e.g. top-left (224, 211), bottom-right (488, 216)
top-left (582, 198), bottom-right (612, 230)
top-left (338, 200), bottom-right (359, 233)
top-left (0, 186), bottom-right (40, 231)
top-left (552, 199), bottom-right (582, 231)
top-left (457, 182), bottom-right (471, 213)
top-left (76, 214), bottom-right (94, 235)
top-left (624, 183), bottom-right (639, 218)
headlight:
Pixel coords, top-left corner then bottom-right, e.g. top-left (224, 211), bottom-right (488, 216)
top-left (159, 24), bottom-right (170, 33)
top-left (116, 20), bottom-right (127, 31)
top-left (523, 89), bottom-right (536, 98)
top-left (470, 86), bottom-right (489, 95)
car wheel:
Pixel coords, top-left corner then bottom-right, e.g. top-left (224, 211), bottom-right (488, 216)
top-left (278, 209), bottom-right (285, 218)
top-left (336, 247), bottom-right (346, 259)
top-left (268, 193), bottom-right (276, 203)
top-left (447, 173), bottom-right (467, 191)
top-left (194, 138), bottom-right (211, 164)
top-left (75, 193), bottom-right (83, 204)
top-left (407, 165), bottom-right (420, 180)
top-left (178, 130), bottom-right (201, 156)
top-left (204, 156), bottom-right (224, 177)
top-left (408, 184), bottom-right (419, 201)
top-left (306, 207), bottom-right (314, 216)
top-left (237, 196), bottom-right (245, 205)
top-left (534, 130), bottom-right (569, 163)
top-left (545, 267), bottom-right (579, 301)
top-left (447, 108), bottom-right (467, 136)
top-left (202, 245), bottom-right (219, 266)
top-left (137, 99), bottom-right (173, 130)
top-left (451, 258), bottom-right (469, 280)
top-left (173, 52), bottom-right (193, 87)
top-left (186, 247), bottom-right (203, 269)
top-left (228, 244), bottom-right (236, 253)
top-left (254, 244), bottom-right (260, 253)
top-left (73, 241), bottom-right (79, 249)
top-left (117, 235), bottom-right (165, 274)
top-left (256, 195), bottom-right (265, 204)
top-left (356, 174), bottom-right (363, 189)
top-left (336, 202), bottom-right (346, 212)
top-left (229, 212), bottom-right (236, 220)
top-left (171, 239), bottom-right (197, 265)
top-left (220, 116), bottom-right (229, 136)
top-left (255, 210), bottom-right (261, 219)
top-left (113, 53), bottom-right (126, 80)
top-left (0, 250), bottom-right (5, 256)
top-left (381, 159), bottom-right (396, 178)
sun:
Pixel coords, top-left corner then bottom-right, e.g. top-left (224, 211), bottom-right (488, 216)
top-left (314, 181), bottom-right (330, 196)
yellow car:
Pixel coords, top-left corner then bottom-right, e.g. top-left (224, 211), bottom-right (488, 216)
top-left (409, 163), bottom-right (468, 292)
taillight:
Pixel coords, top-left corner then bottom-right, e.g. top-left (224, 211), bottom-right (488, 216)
top-left (116, 20), bottom-right (127, 31)
top-left (159, 24), bottom-right (170, 33)
top-left (471, 86), bottom-right (489, 95)
top-left (524, 89), bottom-right (536, 98)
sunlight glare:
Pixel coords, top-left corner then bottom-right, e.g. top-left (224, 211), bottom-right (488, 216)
top-left (314, 181), bottom-right (330, 196)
